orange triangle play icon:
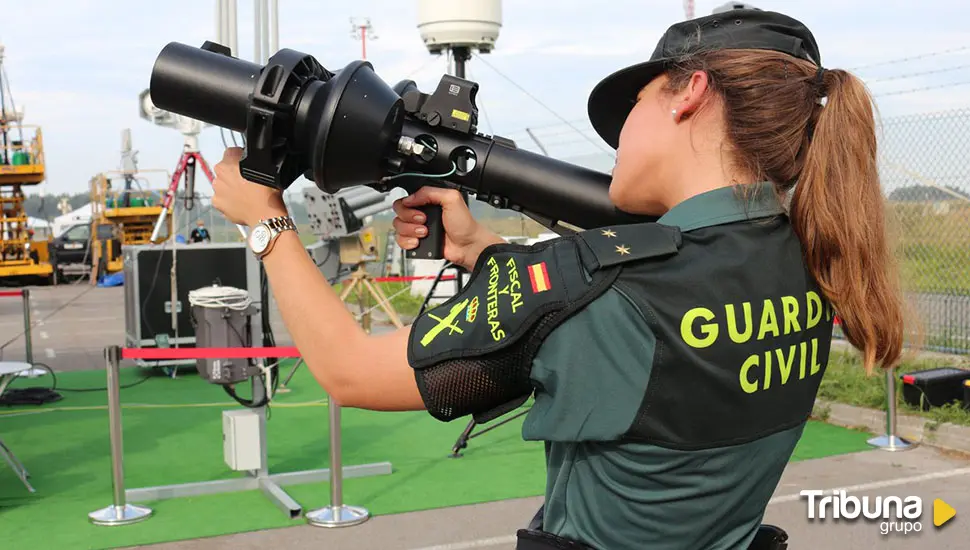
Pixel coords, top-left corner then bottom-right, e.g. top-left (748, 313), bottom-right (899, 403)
top-left (934, 499), bottom-right (956, 527)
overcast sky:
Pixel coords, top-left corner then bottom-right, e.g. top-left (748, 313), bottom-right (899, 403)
top-left (3, 0), bottom-right (969, 197)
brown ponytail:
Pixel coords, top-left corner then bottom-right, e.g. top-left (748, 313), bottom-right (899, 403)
top-left (663, 49), bottom-right (906, 374)
top-left (792, 69), bottom-right (905, 374)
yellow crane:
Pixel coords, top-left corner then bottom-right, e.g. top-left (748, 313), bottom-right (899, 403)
top-left (88, 129), bottom-right (172, 281)
top-left (0, 42), bottom-right (53, 283)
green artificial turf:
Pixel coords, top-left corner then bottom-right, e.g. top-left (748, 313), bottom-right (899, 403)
top-left (0, 363), bottom-right (874, 550)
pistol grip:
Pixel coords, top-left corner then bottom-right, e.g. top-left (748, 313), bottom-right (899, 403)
top-left (406, 204), bottom-right (445, 260)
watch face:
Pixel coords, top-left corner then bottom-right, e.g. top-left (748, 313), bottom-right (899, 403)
top-left (249, 225), bottom-right (272, 253)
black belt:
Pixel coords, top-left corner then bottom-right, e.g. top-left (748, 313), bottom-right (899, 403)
top-left (516, 529), bottom-right (596, 550)
top-left (515, 505), bottom-right (789, 550)
top-left (516, 505), bottom-right (596, 550)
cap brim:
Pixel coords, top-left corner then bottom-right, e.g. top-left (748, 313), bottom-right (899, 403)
top-left (587, 59), bottom-right (668, 150)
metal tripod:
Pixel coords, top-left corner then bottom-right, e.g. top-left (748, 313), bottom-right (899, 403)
top-left (448, 406), bottom-right (532, 458)
top-left (150, 149), bottom-right (247, 243)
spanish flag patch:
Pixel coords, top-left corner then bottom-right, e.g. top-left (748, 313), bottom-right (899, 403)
top-left (528, 262), bottom-right (551, 293)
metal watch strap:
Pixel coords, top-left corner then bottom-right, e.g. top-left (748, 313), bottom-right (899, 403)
top-left (263, 215), bottom-right (297, 234)
top-left (254, 215), bottom-right (297, 259)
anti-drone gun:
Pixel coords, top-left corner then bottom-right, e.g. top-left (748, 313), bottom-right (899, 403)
top-left (148, 41), bottom-right (653, 259)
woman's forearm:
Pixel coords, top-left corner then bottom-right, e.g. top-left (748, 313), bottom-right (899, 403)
top-left (259, 229), bottom-right (423, 410)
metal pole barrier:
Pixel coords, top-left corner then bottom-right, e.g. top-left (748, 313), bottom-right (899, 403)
top-left (305, 396), bottom-right (370, 527)
top-left (867, 366), bottom-right (917, 451)
top-left (89, 346), bottom-right (154, 525)
top-left (18, 289), bottom-right (43, 378)
top-left (22, 288), bottom-right (32, 365)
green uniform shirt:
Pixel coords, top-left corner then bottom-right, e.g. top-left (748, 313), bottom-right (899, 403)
top-left (522, 183), bottom-right (823, 549)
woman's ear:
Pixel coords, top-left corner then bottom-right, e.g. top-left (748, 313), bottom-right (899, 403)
top-left (672, 70), bottom-right (710, 122)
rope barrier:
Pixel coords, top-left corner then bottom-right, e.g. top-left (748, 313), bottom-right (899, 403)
top-left (0, 289), bottom-right (24, 298)
top-left (121, 346), bottom-right (300, 360)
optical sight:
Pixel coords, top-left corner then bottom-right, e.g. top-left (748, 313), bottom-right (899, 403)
top-left (148, 41), bottom-right (652, 258)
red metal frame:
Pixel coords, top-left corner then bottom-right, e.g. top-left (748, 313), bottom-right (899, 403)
top-left (159, 151), bottom-right (216, 214)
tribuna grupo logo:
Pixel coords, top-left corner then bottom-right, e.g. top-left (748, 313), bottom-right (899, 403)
top-left (800, 489), bottom-right (955, 535)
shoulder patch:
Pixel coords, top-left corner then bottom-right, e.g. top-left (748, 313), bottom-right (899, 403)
top-left (578, 223), bottom-right (682, 269)
top-left (408, 235), bottom-right (611, 369)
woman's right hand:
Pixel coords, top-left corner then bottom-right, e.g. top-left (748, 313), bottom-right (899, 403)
top-left (392, 186), bottom-right (506, 272)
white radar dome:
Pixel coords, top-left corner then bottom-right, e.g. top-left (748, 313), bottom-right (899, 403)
top-left (417, 0), bottom-right (502, 54)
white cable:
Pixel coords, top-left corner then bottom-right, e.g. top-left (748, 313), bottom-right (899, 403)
top-left (188, 285), bottom-right (252, 310)
top-left (257, 359), bottom-right (272, 399)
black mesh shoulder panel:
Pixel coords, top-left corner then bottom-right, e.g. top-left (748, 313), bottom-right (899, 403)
top-left (407, 235), bottom-right (619, 423)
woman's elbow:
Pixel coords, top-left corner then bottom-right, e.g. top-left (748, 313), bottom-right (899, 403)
top-left (329, 384), bottom-right (370, 409)
top-left (304, 355), bottom-right (380, 408)
top-left (300, 355), bottom-right (356, 404)
top-left (320, 375), bottom-right (379, 409)
top-left (312, 363), bottom-right (425, 412)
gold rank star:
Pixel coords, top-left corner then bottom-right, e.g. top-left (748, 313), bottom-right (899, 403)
top-left (616, 245), bottom-right (631, 255)
top-left (601, 229), bottom-right (617, 238)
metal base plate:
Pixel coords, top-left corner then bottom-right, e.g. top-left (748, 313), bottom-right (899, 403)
top-left (88, 503), bottom-right (154, 526)
top-left (868, 434), bottom-right (918, 452)
top-left (306, 505), bottom-right (370, 528)
top-left (15, 368), bottom-right (48, 378)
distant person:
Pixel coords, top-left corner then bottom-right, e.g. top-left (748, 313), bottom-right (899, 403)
top-left (189, 220), bottom-right (210, 243)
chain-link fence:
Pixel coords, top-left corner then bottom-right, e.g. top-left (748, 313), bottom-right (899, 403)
top-left (519, 108), bottom-right (970, 356)
top-left (875, 108), bottom-right (970, 354)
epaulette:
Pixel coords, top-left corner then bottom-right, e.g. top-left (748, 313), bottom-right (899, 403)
top-left (577, 222), bottom-right (682, 270)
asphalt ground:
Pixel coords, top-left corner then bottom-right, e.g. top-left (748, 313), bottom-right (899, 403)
top-left (125, 445), bottom-right (970, 550)
top-left (2, 285), bottom-right (969, 549)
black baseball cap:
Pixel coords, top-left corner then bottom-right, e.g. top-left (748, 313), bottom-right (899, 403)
top-left (587, 8), bottom-right (822, 149)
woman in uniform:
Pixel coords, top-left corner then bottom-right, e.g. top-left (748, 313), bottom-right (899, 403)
top-left (211, 7), bottom-right (906, 549)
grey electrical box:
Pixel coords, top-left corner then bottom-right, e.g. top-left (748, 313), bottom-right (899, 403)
top-left (192, 304), bottom-right (261, 384)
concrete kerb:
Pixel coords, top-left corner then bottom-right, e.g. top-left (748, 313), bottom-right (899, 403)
top-left (820, 340), bottom-right (970, 455)
top-left (812, 399), bottom-right (970, 456)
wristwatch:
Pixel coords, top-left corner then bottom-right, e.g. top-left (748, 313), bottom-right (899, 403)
top-left (248, 215), bottom-right (297, 259)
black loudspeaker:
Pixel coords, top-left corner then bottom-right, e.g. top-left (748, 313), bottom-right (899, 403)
top-left (123, 242), bottom-right (262, 367)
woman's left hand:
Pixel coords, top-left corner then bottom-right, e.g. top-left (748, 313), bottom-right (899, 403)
top-left (212, 147), bottom-right (288, 226)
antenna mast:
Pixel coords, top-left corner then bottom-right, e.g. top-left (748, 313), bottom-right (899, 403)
top-left (350, 17), bottom-right (377, 60)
